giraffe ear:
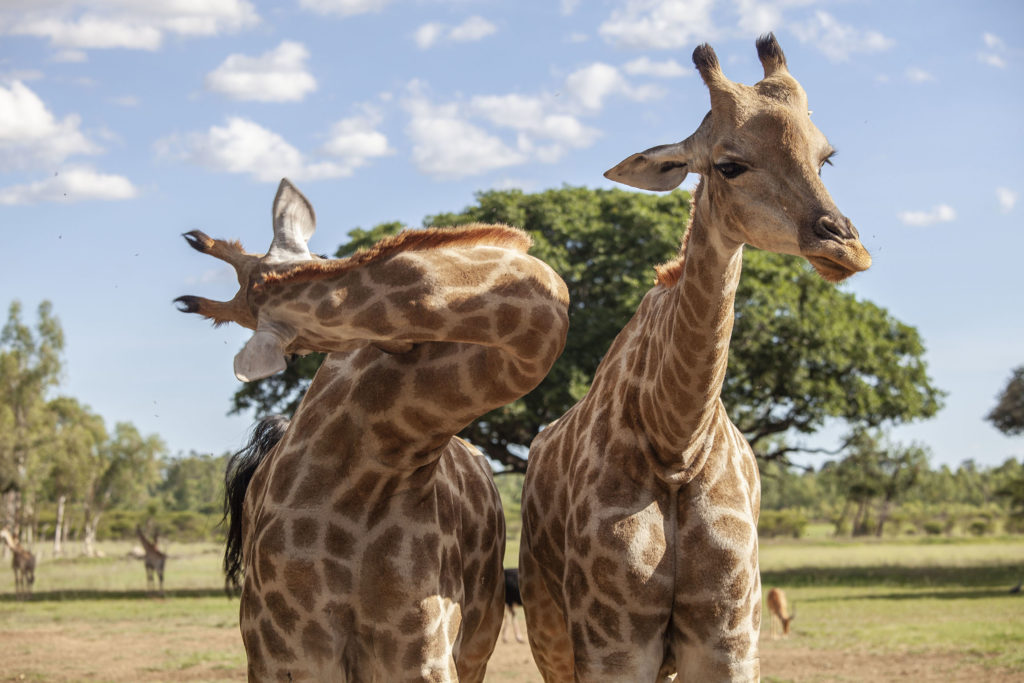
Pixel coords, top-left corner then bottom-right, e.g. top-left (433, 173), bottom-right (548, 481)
top-left (266, 178), bottom-right (316, 264)
top-left (604, 113), bottom-right (712, 192)
top-left (604, 142), bottom-right (692, 191)
top-left (233, 327), bottom-right (290, 382)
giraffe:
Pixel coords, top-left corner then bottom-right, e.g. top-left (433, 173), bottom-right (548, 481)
top-left (176, 178), bottom-right (569, 682)
top-left (135, 525), bottom-right (166, 596)
top-left (519, 34), bottom-right (870, 682)
top-left (0, 528), bottom-right (35, 599)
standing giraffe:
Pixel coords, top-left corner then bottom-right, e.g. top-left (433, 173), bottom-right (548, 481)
top-left (177, 178), bottom-right (569, 682)
top-left (0, 528), bottom-right (35, 599)
top-left (135, 525), bottom-right (166, 596)
top-left (520, 34), bottom-right (870, 682)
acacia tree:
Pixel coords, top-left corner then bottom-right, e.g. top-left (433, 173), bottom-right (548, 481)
top-left (229, 186), bottom-right (943, 472)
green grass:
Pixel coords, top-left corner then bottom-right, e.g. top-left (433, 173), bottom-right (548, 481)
top-left (2, 527), bottom-right (1022, 681)
top-left (759, 535), bottom-right (1024, 675)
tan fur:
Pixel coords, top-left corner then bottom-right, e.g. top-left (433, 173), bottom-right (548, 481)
top-left (259, 223), bottom-right (533, 290)
top-left (766, 587), bottom-right (794, 639)
top-left (521, 34), bottom-right (869, 683)
top-left (179, 182), bottom-right (569, 682)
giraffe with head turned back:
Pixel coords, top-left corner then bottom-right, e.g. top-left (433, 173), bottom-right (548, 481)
top-left (177, 178), bottom-right (570, 682)
top-left (135, 525), bottom-right (166, 596)
top-left (0, 528), bottom-right (35, 599)
top-left (519, 34), bottom-right (870, 682)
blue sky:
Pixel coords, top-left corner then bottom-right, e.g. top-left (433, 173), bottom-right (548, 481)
top-left (1, 0), bottom-right (1021, 469)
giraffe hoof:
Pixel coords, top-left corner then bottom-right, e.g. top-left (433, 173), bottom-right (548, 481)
top-left (182, 230), bottom-right (213, 253)
top-left (174, 295), bottom-right (201, 313)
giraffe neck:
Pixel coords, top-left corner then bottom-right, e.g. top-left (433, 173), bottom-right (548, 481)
top-left (639, 180), bottom-right (744, 476)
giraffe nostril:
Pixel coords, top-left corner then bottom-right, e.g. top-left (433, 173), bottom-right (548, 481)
top-left (813, 216), bottom-right (851, 241)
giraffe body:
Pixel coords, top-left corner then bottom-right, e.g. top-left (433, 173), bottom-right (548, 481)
top-left (521, 35), bottom-right (870, 682)
top-left (135, 526), bottom-right (166, 596)
top-left (1, 528), bottom-right (35, 599)
top-left (178, 180), bottom-right (569, 682)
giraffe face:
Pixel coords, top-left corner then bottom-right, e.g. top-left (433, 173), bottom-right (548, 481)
top-left (605, 34), bottom-right (871, 283)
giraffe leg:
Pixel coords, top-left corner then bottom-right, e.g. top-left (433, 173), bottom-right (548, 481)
top-left (519, 544), bottom-right (574, 682)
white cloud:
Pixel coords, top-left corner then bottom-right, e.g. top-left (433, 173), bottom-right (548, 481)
top-left (979, 53), bottom-right (1006, 68)
top-left (110, 95), bottom-right (140, 107)
top-left (996, 187), bottom-right (1018, 214)
top-left (1, 0), bottom-right (259, 52)
top-left (564, 63), bottom-right (663, 111)
top-left (0, 80), bottom-right (100, 170)
top-left (471, 93), bottom-right (600, 152)
top-left (299, 0), bottom-right (392, 16)
top-left (415, 16), bottom-right (496, 49)
top-left (983, 33), bottom-right (1004, 49)
top-left (791, 11), bottom-right (893, 61)
top-left (0, 166), bottom-right (136, 205)
top-left (402, 61), bottom-right (660, 179)
top-left (404, 91), bottom-right (526, 179)
top-left (898, 204), bottom-right (956, 227)
top-left (624, 56), bottom-right (689, 78)
top-left (415, 22), bottom-right (445, 49)
top-left (978, 32), bottom-right (1008, 68)
top-left (322, 111), bottom-right (394, 173)
top-left (449, 16), bottom-right (496, 42)
top-left (599, 0), bottom-right (717, 50)
top-left (905, 67), bottom-right (934, 83)
top-left (205, 41), bottom-right (317, 103)
top-left (561, 0), bottom-right (581, 16)
top-left (158, 117), bottom-right (349, 182)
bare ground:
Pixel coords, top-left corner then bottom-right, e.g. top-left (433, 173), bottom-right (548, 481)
top-left (0, 614), bottom-right (1020, 682)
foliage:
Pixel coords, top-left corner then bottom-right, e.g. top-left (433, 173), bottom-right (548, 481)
top-left (758, 509), bottom-right (808, 538)
top-left (227, 186), bottom-right (943, 473)
top-left (987, 365), bottom-right (1024, 436)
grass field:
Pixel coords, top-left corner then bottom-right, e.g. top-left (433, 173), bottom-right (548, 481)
top-left (1, 535), bottom-right (1022, 681)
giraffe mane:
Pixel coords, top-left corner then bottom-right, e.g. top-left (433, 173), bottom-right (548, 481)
top-left (259, 223), bottom-right (533, 289)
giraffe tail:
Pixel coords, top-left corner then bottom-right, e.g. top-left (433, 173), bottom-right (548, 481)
top-left (222, 414), bottom-right (290, 592)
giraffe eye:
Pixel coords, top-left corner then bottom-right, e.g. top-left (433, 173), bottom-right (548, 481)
top-left (715, 162), bottom-right (747, 179)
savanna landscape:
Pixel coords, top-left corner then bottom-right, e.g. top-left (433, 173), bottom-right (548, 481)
top-left (2, 527), bottom-right (1022, 682)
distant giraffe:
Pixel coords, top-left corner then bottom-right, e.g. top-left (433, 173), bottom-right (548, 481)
top-left (177, 178), bottom-right (569, 681)
top-left (0, 528), bottom-right (35, 599)
top-left (135, 525), bottom-right (166, 596)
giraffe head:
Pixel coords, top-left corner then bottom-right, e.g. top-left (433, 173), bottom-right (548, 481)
top-left (605, 33), bottom-right (870, 283)
top-left (175, 178), bottom-right (327, 380)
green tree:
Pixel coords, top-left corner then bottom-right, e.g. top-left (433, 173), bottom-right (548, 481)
top-left (0, 300), bottom-right (64, 536)
top-left (988, 366), bottom-right (1024, 436)
top-left (80, 422), bottom-right (165, 555)
top-left (40, 397), bottom-right (107, 555)
top-left (158, 451), bottom-right (227, 513)
top-left (228, 186), bottom-right (943, 472)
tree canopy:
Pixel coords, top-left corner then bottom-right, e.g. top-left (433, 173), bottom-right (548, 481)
top-left (987, 365), bottom-right (1024, 436)
top-left (231, 186), bottom-right (943, 472)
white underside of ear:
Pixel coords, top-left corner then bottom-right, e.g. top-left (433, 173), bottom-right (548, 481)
top-left (234, 327), bottom-right (290, 382)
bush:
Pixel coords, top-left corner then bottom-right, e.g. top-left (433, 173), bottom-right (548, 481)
top-left (758, 510), bottom-right (808, 538)
top-left (923, 521), bottom-right (944, 536)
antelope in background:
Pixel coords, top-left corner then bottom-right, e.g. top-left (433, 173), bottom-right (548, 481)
top-left (766, 587), bottom-right (796, 639)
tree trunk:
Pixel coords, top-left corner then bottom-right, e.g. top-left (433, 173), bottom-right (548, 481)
top-left (53, 495), bottom-right (66, 557)
top-left (82, 504), bottom-right (101, 558)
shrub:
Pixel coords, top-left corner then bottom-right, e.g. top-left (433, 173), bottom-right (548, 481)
top-left (758, 510), bottom-right (808, 538)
